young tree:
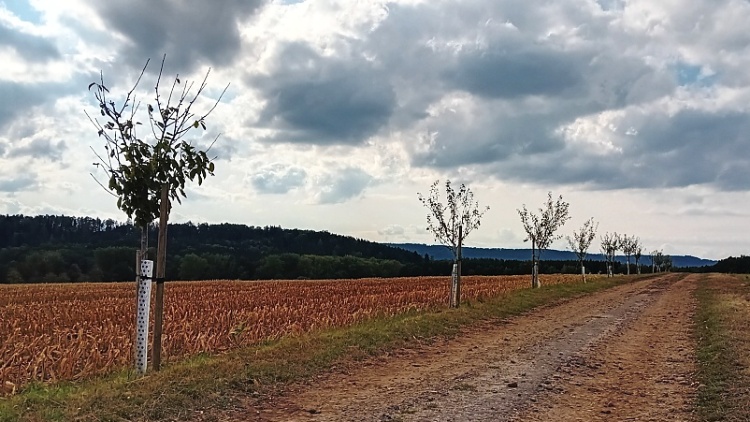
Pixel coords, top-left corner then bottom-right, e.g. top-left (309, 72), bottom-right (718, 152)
top-left (634, 243), bottom-right (643, 275)
top-left (566, 218), bottom-right (598, 283)
top-left (418, 179), bottom-right (489, 307)
top-left (600, 232), bottom-right (621, 277)
top-left (651, 250), bottom-right (672, 272)
top-left (87, 56), bottom-right (228, 372)
top-left (518, 192), bottom-right (570, 288)
top-left (620, 235), bottom-right (639, 275)
top-left (663, 254), bottom-right (673, 272)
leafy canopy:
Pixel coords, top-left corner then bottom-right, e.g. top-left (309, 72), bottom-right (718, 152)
top-left (417, 180), bottom-right (489, 260)
top-left (518, 192), bottom-right (571, 255)
top-left (86, 55), bottom-right (229, 228)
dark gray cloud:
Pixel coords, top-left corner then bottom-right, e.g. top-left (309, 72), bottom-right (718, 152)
top-left (475, 108), bottom-right (750, 191)
top-left (252, 42), bottom-right (396, 145)
top-left (0, 22), bottom-right (60, 63)
top-left (1, 70), bottom-right (95, 134)
top-left (444, 47), bottom-right (585, 99)
top-left (0, 82), bottom-right (52, 131)
top-left (90, 0), bottom-right (266, 72)
top-left (0, 175), bottom-right (37, 193)
top-left (317, 167), bottom-right (373, 204)
top-left (249, 164), bottom-right (307, 194)
top-left (411, 110), bottom-right (566, 169)
top-left (5, 138), bottom-right (66, 161)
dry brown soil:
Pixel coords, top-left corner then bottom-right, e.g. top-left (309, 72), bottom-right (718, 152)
top-left (224, 273), bottom-right (698, 421)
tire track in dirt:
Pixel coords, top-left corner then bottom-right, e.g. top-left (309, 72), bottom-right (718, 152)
top-left (516, 273), bottom-right (698, 421)
top-left (229, 274), bottom-right (694, 421)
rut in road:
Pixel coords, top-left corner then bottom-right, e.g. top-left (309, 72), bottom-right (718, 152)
top-left (235, 274), bottom-right (696, 422)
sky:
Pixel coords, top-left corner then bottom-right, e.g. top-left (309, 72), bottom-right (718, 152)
top-left (0, 0), bottom-right (749, 260)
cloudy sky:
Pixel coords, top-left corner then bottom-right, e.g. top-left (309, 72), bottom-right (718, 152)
top-left (1, 0), bottom-right (749, 260)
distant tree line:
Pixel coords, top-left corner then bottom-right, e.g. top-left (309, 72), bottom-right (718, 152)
top-left (677, 255), bottom-right (750, 274)
top-left (0, 214), bottom-right (734, 284)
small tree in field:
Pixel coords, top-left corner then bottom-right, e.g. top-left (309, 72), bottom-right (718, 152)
top-left (87, 55), bottom-right (228, 372)
top-left (418, 179), bottom-right (489, 307)
top-left (518, 192), bottom-right (570, 288)
top-left (566, 218), bottom-right (598, 282)
top-left (621, 235), bottom-right (639, 275)
top-left (600, 232), bottom-right (621, 277)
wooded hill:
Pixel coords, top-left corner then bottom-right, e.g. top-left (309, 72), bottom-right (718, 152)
top-left (392, 243), bottom-right (717, 268)
top-left (0, 214), bottom-right (729, 284)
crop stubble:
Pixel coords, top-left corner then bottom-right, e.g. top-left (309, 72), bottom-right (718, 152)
top-left (0, 274), bottom-right (588, 395)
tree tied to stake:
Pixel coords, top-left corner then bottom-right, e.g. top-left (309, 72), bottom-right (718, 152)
top-left (518, 192), bottom-right (570, 288)
top-left (86, 55), bottom-right (228, 373)
top-left (566, 217), bottom-right (598, 282)
top-left (418, 179), bottom-right (489, 307)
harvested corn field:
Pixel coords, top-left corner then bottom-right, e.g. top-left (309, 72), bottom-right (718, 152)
top-left (0, 274), bottom-right (591, 395)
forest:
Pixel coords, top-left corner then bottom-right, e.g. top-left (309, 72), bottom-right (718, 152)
top-left (0, 214), bottom-right (730, 284)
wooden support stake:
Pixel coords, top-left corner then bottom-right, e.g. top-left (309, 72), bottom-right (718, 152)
top-left (456, 224), bottom-right (462, 308)
top-left (152, 185), bottom-right (169, 371)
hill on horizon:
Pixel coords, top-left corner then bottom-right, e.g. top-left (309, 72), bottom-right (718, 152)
top-left (389, 243), bottom-right (717, 268)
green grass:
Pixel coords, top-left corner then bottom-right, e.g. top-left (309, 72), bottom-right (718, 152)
top-left (694, 274), bottom-right (750, 421)
top-left (0, 275), bottom-right (636, 422)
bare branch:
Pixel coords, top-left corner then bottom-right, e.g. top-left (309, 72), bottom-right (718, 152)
top-left (417, 179), bottom-right (489, 261)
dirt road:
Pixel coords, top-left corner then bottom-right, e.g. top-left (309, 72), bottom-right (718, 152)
top-left (235, 273), bottom-right (698, 421)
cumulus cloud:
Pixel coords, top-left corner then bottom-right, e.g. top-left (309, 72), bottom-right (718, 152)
top-left (315, 167), bottom-right (373, 204)
top-left (251, 41), bottom-right (396, 145)
top-left (5, 138), bottom-right (66, 161)
top-left (249, 163), bottom-right (307, 194)
top-left (88, 0), bottom-right (267, 72)
top-left (0, 82), bottom-right (54, 131)
top-left (0, 175), bottom-right (37, 193)
top-left (378, 224), bottom-right (405, 236)
top-left (0, 21), bottom-right (60, 62)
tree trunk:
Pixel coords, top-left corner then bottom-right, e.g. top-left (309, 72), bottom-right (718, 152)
top-left (531, 240), bottom-right (540, 288)
top-left (152, 185), bottom-right (169, 371)
top-left (626, 256), bottom-right (631, 275)
top-left (581, 264), bottom-right (586, 283)
top-left (450, 226), bottom-right (462, 308)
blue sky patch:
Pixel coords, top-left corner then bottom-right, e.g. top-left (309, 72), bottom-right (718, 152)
top-left (675, 62), bottom-right (717, 87)
top-left (2, 0), bottom-right (42, 24)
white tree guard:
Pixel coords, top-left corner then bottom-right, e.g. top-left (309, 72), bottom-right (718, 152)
top-left (450, 263), bottom-right (458, 306)
top-left (136, 260), bottom-right (154, 374)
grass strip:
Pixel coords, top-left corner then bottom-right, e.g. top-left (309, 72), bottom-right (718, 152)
top-left (695, 274), bottom-right (750, 421)
top-left (1, 275), bottom-right (636, 422)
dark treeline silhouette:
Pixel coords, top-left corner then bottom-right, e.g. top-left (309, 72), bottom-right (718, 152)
top-left (677, 255), bottom-right (750, 274)
top-left (0, 214), bottom-right (715, 284)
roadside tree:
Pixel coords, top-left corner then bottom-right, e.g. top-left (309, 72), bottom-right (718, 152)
top-left (87, 55), bottom-right (228, 372)
top-left (566, 218), bottom-right (598, 282)
top-left (621, 235), bottom-right (640, 275)
top-left (600, 232), bottom-right (621, 277)
top-left (418, 180), bottom-right (489, 307)
top-left (518, 192), bottom-right (570, 288)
